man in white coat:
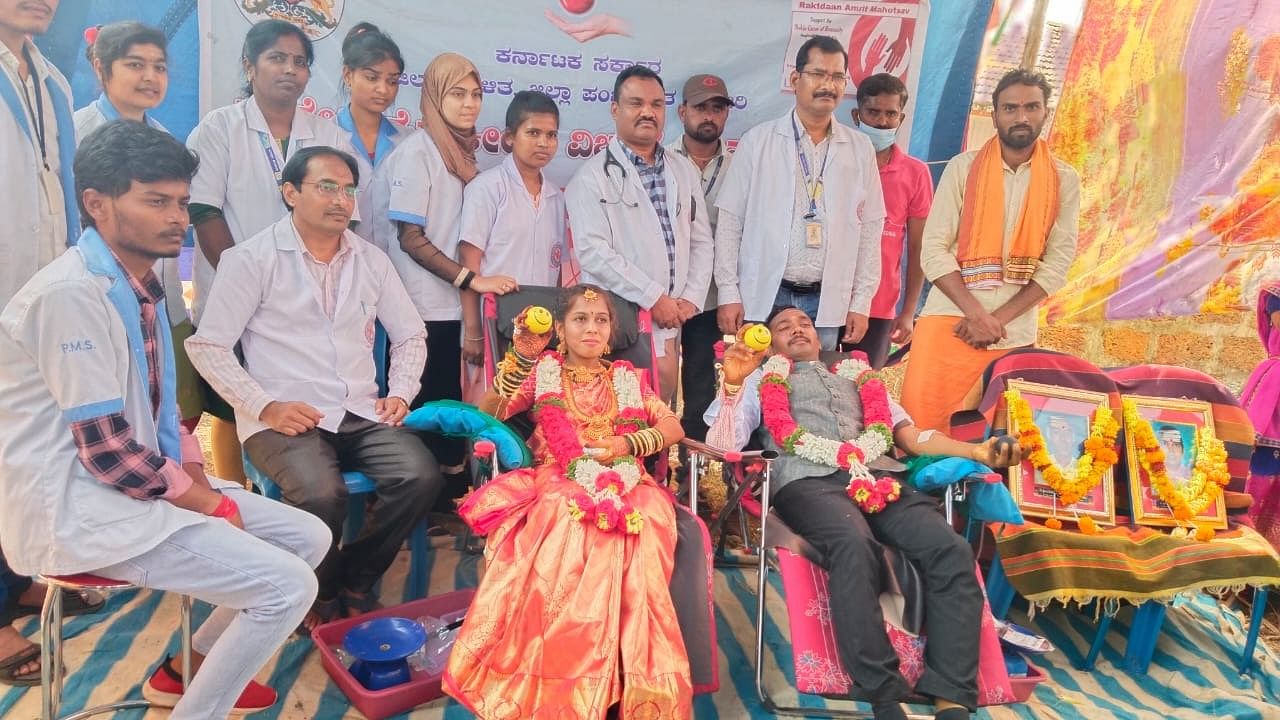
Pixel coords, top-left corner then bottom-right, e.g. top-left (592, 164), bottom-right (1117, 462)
top-left (0, 0), bottom-right (101, 687)
top-left (187, 146), bottom-right (441, 630)
top-left (0, 121), bottom-right (329, 717)
top-left (715, 35), bottom-right (886, 350)
top-left (565, 65), bottom-right (713, 403)
top-left (0, 0), bottom-right (78, 309)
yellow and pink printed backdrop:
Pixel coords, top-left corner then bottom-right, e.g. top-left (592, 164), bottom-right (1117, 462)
top-left (1046, 0), bottom-right (1280, 323)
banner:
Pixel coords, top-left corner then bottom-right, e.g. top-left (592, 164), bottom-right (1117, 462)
top-left (1046, 0), bottom-right (1280, 322)
top-left (782, 0), bottom-right (929, 142)
top-left (199, 0), bottom-right (929, 186)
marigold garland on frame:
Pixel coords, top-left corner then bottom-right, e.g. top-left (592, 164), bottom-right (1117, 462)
top-left (1005, 389), bottom-right (1120, 531)
top-left (1121, 399), bottom-right (1230, 540)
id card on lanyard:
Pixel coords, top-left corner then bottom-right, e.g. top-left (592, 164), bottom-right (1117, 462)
top-left (702, 153), bottom-right (725, 198)
top-left (792, 114), bottom-right (830, 249)
top-left (256, 131), bottom-right (287, 210)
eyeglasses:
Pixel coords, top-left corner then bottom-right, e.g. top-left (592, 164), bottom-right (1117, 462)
top-left (302, 180), bottom-right (359, 199)
top-left (800, 70), bottom-right (848, 85)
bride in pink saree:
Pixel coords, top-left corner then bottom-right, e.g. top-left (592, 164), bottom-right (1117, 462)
top-left (443, 285), bottom-right (692, 719)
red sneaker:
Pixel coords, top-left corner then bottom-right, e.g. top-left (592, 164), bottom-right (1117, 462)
top-left (142, 656), bottom-right (278, 715)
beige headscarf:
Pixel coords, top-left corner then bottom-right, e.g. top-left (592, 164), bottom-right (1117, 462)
top-left (420, 52), bottom-right (480, 184)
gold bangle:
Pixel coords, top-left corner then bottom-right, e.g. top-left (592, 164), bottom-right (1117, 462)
top-left (723, 382), bottom-right (741, 397)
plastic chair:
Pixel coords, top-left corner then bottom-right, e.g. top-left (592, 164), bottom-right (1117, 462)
top-left (39, 574), bottom-right (192, 720)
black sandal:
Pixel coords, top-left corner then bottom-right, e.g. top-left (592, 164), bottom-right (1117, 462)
top-left (0, 644), bottom-right (42, 687)
top-left (11, 589), bottom-right (105, 621)
top-left (342, 590), bottom-right (382, 616)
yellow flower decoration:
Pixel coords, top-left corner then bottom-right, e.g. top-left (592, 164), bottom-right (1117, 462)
top-left (1122, 399), bottom-right (1231, 540)
top-left (1005, 390), bottom-right (1120, 526)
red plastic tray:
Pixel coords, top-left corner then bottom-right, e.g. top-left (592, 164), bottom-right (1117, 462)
top-left (1008, 663), bottom-right (1046, 703)
top-left (312, 589), bottom-right (475, 720)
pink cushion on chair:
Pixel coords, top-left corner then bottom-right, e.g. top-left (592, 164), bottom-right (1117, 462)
top-left (774, 549), bottom-right (1019, 705)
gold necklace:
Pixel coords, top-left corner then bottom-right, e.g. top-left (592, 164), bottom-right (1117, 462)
top-left (563, 362), bottom-right (608, 383)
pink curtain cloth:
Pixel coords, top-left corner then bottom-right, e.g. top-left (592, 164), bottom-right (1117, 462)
top-left (1241, 283), bottom-right (1280, 547)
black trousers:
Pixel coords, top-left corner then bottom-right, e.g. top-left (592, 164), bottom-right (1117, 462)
top-left (245, 413), bottom-right (443, 599)
top-left (679, 309), bottom-right (721, 442)
top-left (414, 320), bottom-right (469, 497)
top-left (846, 317), bottom-right (895, 369)
top-left (774, 474), bottom-right (982, 709)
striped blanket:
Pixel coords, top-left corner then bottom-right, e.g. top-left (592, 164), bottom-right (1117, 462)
top-left (993, 520), bottom-right (1280, 608)
top-left (2, 536), bottom-right (1277, 719)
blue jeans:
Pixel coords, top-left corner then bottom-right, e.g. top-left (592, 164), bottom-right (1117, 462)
top-left (0, 549), bottom-right (33, 626)
top-left (771, 286), bottom-right (840, 350)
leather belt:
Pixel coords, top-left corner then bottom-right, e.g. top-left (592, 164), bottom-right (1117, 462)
top-left (779, 279), bottom-right (821, 295)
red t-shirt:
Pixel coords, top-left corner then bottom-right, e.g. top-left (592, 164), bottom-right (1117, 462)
top-left (869, 146), bottom-right (934, 319)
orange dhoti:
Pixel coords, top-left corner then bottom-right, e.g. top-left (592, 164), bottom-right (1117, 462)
top-left (900, 315), bottom-right (1019, 433)
top-left (443, 465), bottom-right (692, 719)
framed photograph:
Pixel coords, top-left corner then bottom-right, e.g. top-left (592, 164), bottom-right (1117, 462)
top-left (1005, 380), bottom-right (1117, 525)
top-left (1121, 394), bottom-right (1225, 529)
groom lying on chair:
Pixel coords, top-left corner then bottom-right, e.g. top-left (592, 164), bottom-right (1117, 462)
top-left (704, 306), bottom-right (1021, 720)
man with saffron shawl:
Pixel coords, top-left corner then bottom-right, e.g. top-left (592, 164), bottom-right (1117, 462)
top-left (900, 69), bottom-right (1079, 433)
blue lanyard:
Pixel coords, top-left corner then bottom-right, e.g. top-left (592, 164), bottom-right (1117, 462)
top-left (791, 113), bottom-right (831, 217)
top-left (256, 131), bottom-right (285, 186)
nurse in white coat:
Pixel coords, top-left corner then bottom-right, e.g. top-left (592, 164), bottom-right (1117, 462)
top-left (334, 22), bottom-right (410, 239)
top-left (564, 66), bottom-right (713, 402)
top-left (74, 21), bottom-right (204, 427)
top-left (185, 19), bottom-right (355, 483)
top-left (714, 35), bottom-right (885, 351)
top-left (0, 0), bottom-right (78, 310)
top-left (374, 52), bottom-right (514, 493)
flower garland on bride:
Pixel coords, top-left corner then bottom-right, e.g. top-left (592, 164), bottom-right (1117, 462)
top-left (758, 353), bottom-right (901, 513)
top-left (531, 352), bottom-right (650, 534)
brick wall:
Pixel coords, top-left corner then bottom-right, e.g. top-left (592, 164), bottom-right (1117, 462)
top-left (1037, 312), bottom-right (1262, 393)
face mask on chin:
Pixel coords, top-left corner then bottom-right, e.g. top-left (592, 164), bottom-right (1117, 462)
top-left (854, 122), bottom-right (897, 152)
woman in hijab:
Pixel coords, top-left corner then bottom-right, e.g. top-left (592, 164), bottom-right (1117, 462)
top-left (1241, 281), bottom-right (1280, 548)
top-left (375, 53), bottom-right (518, 500)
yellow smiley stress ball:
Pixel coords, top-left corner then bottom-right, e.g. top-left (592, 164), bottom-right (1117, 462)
top-left (743, 324), bottom-right (772, 351)
top-left (525, 306), bottom-right (553, 334)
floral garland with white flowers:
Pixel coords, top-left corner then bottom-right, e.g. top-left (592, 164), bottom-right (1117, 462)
top-left (532, 352), bottom-right (648, 534)
top-left (759, 353), bottom-right (901, 513)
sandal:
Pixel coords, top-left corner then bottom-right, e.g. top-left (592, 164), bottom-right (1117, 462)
top-left (0, 644), bottom-right (42, 687)
top-left (342, 590), bottom-right (382, 616)
top-left (11, 589), bottom-right (105, 621)
top-left (297, 596), bottom-right (343, 636)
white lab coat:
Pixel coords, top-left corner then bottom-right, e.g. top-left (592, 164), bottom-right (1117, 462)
top-left (372, 129), bottom-right (465, 322)
top-left (564, 138), bottom-right (713, 312)
top-left (74, 94), bottom-right (188, 329)
top-left (186, 98), bottom-right (356, 324)
top-left (335, 104), bottom-right (411, 242)
top-left (0, 41), bottom-right (77, 310)
top-left (0, 235), bottom-right (205, 575)
top-left (714, 113), bottom-right (886, 328)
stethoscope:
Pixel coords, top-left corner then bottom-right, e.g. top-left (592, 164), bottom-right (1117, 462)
top-left (598, 146), bottom-right (686, 219)
top-left (600, 147), bottom-right (640, 208)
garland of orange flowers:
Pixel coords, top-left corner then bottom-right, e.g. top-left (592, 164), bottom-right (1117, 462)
top-left (1005, 389), bottom-right (1120, 531)
top-left (1122, 399), bottom-right (1230, 541)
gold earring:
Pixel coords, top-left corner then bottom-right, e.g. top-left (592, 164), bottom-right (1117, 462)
top-left (603, 343), bottom-right (612, 355)
top-left (556, 341), bottom-right (566, 354)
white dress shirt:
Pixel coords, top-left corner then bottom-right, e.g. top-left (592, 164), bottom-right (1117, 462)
top-left (186, 216), bottom-right (426, 443)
